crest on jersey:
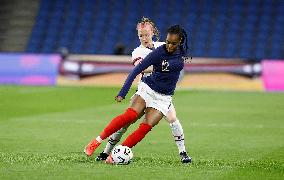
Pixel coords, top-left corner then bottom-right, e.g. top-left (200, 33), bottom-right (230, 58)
top-left (162, 60), bottom-right (170, 72)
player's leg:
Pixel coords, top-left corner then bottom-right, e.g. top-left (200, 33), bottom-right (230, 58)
top-left (84, 95), bottom-right (146, 156)
top-left (95, 126), bottom-right (128, 161)
top-left (96, 112), bottom-right (144, 161)
top-left (166, 105), bottom-right (186, 153)
top-left (104, 127), bottom-right (128, 155)
top-left (121, 107), bottom-right (163, 148)
top-left (165, 105), bottom-right (191, 163)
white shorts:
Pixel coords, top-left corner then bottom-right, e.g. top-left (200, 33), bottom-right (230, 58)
top-left (133, 82), bottom-right (172, 116)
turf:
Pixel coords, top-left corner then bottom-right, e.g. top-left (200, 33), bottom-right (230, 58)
top-left (0, 86), bottom-right (283, 179)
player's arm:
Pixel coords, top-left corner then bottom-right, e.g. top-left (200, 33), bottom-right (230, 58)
top-left (116, 50), bottom-right (160, 101)
top-left (141, 65), bottom-right (153, 73)
top-left (141, 42), bottom-right (165, 73)
top-left (133, 57), bottom-right (153, 73)
top-left (132, 56), bottom-right (153, 73)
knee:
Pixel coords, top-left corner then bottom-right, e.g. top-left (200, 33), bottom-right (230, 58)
top-left (167, 117), bottom-right (177, 124)
top-left (166, 112), bottom-right (177, 124)
top-left (142, 120), bottom-right (157, 127)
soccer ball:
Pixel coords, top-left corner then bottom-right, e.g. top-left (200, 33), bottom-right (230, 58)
top-left (111, 145), bottom-right (133, 165)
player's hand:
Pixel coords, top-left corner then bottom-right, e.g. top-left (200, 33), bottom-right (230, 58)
top-left (133, 57), bottom-right (142, 66)
top-left (115, 96), bottom-right (124, 102)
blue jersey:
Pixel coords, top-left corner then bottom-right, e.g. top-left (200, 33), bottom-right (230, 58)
top-left (118, 44), bottom-right (184, 98)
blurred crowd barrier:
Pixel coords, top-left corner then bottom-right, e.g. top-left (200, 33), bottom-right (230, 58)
top-left (1, 53), bottom-right (284, 92)
top-left (0, 53), bottom-right (60, 85)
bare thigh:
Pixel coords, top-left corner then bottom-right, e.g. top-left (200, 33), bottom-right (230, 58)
top-left (129, 94), bottom-right (146, 118)
top-left (142, 107), bottom-right (164, 127)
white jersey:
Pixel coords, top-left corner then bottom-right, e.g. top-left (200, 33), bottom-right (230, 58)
top-left (131, 41), bottom-right (165, 62)
top-left (131, 42), bottom-right (165, 80)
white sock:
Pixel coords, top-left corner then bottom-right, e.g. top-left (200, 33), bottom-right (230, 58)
top-left (170, 119), bottom-right (186, 153)
top-left (96, 136), bottom-right (103, 143)
top-left (103, 127), bottom-right (127, 154)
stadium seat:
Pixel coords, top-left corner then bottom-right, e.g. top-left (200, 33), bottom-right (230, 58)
top-left (26, 0), bottom-right (283, 59)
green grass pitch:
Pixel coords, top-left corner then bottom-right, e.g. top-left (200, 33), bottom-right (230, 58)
top-left (0, 86), bottom-right (283, 179)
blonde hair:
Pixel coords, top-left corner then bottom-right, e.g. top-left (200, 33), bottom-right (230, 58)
top-left (136, 17), bottom-right (160, 41)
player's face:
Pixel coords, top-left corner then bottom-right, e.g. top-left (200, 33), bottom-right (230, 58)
top-left (138, 29), bottom-right (154, 48)
top-left (166, 33), bottom-right (181, 54)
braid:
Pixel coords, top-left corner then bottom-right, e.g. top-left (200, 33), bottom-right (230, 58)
top-left (181, 29), bottom-right (188, 54)
top-left (167, 25), bottom-right (192, 62)
top-left (137, 17), bottom-right (160, 41)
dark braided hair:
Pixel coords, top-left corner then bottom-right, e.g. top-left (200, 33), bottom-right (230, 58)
top-left (167, 25), bottom-right (191, 62)
top-left (137, 17), bottom-right (160, 41)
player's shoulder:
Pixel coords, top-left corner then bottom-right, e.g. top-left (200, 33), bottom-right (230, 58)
top-left (153, 41), bottom-right (165, 48)
top-left (153, 44), bottom-right (166, 54)
top-left (132, 45), bottom-right (143, 52)
top-left (132, 45), bottom-right (145, 56)
top-left (147, 45), bottom-right (166, 61)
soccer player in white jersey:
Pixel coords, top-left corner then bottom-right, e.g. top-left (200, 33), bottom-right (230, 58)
top-left (95, 17), bottom-right (190, 163)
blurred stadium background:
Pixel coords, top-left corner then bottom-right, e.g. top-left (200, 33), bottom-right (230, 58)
top-left (1, 1), bottom-right (284, 179)
top-left (0, 0), bottom-right (283, 90)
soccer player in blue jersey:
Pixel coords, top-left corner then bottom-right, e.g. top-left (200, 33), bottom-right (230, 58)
top-left (84, 25), bottom-right (192, 163)
top-left (96, 17), bottom-right (190, 163)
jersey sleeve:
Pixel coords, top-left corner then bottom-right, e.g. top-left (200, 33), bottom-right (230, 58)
top-left (131, 48), bottom-right (143, 66)
top-left (117, 49), bottom-right (162, 98)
